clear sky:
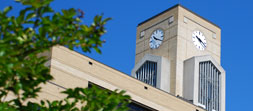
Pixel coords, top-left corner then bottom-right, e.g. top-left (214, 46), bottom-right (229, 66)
top-left (1, 0), bottom-right (253, 110)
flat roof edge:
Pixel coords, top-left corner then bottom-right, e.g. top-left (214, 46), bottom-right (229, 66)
top-left (137, 4), bottom-right (220, 29)
top-left (137, 4), bottom-right (179, 26)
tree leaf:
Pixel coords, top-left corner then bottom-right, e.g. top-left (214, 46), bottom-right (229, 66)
top-left (3, 6), bottom-right (12, 14)
top-left (25, 12), bottom-right (36, 21)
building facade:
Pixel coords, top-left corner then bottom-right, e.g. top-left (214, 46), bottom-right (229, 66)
top-left (6, 4), bottom-right (225, 111)
top-left (131, 4), bottom-right (225, 111)
top-left (45, 46), bottom-right (205, 111)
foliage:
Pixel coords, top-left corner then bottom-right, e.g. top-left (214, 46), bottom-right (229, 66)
top-left (0, 0), bottom-right (131, 110)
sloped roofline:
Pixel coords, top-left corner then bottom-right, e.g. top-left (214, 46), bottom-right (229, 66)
top-left (138, 4), bottom-right (220, 29)
top-left (56, 46), bottom-right (205, 110)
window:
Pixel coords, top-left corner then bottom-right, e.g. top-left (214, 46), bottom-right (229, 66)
top-left (198, 61), bottom-right (221, 111)
top-left (135, 61), bottom-right (157, 87)
top-left (128, 101), bottom-right (157, 111)
top-left (88, 82), bottom-right (157, 111)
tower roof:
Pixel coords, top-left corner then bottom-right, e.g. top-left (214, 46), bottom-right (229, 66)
top-left (138, 4), bottom-right (220, 29)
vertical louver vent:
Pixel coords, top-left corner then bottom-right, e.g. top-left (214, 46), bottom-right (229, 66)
top-left (199, 61), bottom-right (221, 111)
top-left (135, 61), bottom-right (157, 87)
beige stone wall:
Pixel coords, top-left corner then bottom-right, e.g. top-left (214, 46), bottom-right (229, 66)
top-left (135, 6), bottom-right (179, 95)
top-left (175, 6), bottom-right (221, 96)
top-left (177, 6), bottom-right (221, 63)
top-left (135, 7), bottom-right (179, 64)
top-left (47, 46), bottom-right (204, 111)
top-left (3, 45), bottom-right (205, 111)
top-left (135, 5), bottom-right (221, 97)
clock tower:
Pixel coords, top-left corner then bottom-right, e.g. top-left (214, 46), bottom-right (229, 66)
top-left (132, 4), bottom-right (225, 111)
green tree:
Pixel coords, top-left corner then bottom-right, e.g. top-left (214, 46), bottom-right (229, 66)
top-left (0, 0), bottom-right (131, 110)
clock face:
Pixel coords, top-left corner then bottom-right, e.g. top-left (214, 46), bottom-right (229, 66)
top-left (192, 31), bottom-right (207, 50)
top-left (149, 29), bottom-right (164, 49)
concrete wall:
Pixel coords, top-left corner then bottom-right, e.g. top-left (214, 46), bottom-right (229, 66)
top-left (135, 6), bottom-right (179, 95)
top-left (183, 56), bottom-right (195, 101)
top-left (3, 46), bottom-right (205, 111)
top-left (176, 5), bottom-right (221, 97)
top-left (135, 4), bottom-right (222, 97)
top-left (131, 54), bottom-right (171, 93)
top-left (45, 46), bottom-right (204, 111)
top-left (183, 55), bottom-right (225, 111)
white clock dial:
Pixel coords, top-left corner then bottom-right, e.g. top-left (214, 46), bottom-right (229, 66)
top-left (149, 29), bottom-right (164, 49)
top-left (192, 31), bottom-right (207, 50)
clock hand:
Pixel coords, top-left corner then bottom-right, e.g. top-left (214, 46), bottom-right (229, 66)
top-left (196, 36), bottom-right (202, 42)
top-left (200, 42), bottom-right (206, 48)
top-left (153, 37), bottom-right (163, 41)
top-left (196, 36), bottom-right (206, 47)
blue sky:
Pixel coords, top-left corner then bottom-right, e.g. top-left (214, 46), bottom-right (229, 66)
top-left (1, 0), bottom-right (253, 110)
